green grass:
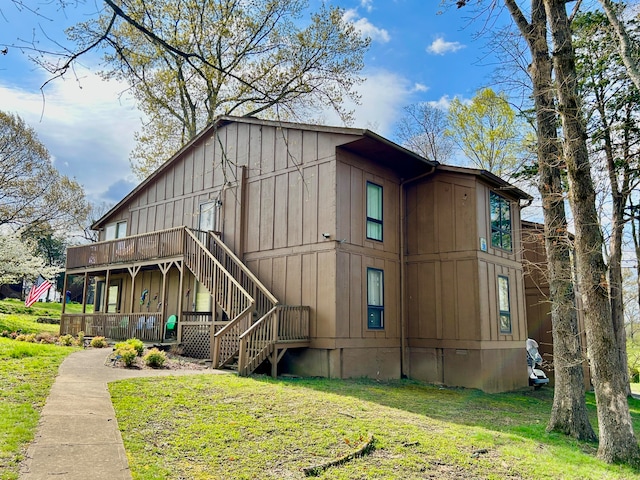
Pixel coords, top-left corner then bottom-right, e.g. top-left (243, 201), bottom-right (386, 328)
top-left (0, 298), bottom-right (89, 335)
top-left (0, 338), bottom-right (77, 480)
top-left (110, 376), bottom-right (640, 480)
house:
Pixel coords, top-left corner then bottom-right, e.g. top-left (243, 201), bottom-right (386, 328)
top-left (61, 116), bottom-right (534, 393)
top-left (521, 221), bottom-right (591, 388)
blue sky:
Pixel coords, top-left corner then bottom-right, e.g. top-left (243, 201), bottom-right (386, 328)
top-left (0, 0), bottom-right (512, 205)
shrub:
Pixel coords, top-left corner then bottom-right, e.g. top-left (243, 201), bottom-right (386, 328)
top-left (115, 343), bottom-right (138, 367)
top-left (77, 331), bottom-right (85, 346)
top-left (630, 367), bottom-right (640, 384)
top-left (16, 333), bottom-right (37, 343)
top-left (90, 336), bottom-right (108, 348)
top-left (125, 338), bottom-right (144, 356)
top-left (144, 348), bottom-right (167, 368)
top-left (59, 334), bottom-right (74, 346)
top-left (35, 332), bottom-right (57, 344)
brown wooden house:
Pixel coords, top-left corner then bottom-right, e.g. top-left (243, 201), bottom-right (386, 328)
top-left (61, 116), bottom-right (534, 392)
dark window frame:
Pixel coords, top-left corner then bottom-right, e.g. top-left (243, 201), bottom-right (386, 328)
top-left (490, 191), bottom-right (512, 251)
top-left (498, 275), bottom-right (512, 334)
top-left (367, 267), bottom-right (384, 329)
top-left (366, 181), bottom-right (383, 242)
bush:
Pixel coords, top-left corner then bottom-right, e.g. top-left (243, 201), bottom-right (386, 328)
top-left (59, 334), bottom-right (74, 346)
top-left (125, 338), bottom-right (144, 356)
top-left (115, 343), bottom-right (138, 367)
top-left (90, 336), bottom-right (108, 348)
top-left (630, 367), bottom-right (640, 384)
top-left (77, 331), bottom-right (84, 346)
top-left (16, 333), bottom-right (37, 343)
top-left (144, 348), bottom-right (167, 368)
top-left (35, 332), bottom-right (57, 344)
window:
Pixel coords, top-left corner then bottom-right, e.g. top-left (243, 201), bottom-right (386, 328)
top-left (367, 268), bottom-right (384, 329)
top-left (199, 200), bottom-right (219, 232)
top-left (498, 275), bottom-right (511, 334)
top-left (366, 182), bottom-right (383, 241)
top-left (105, 221), bottom-right (127, 240)
top-left (490, 192), bottom-right (512, 251)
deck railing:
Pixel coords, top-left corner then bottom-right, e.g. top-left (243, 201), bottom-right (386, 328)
top-left (66, 227), bottom-right (186, 269)
top-left (183, 229), bottom-right (254, 320)
top-left (237, 305), bottom-right (310, 376)
top-left (207, 231), bottom-right (278, 318)
top-left (60, 312), bottom-right (165, 342)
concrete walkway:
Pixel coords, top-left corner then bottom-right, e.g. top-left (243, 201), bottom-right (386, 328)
top-left (19, 348), bottom-right (227, 480)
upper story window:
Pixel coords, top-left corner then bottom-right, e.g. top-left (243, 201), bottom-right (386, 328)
top-left (490, 192), bottom-right (511, 251)
top-left (105, 221), bottom-right (127, 240)
top-left (366, 182), bottom-right (383, 241)
top-left (367, 268), bottom-right (384, 329)
top-left (498, 275), bottom-right (512, 334)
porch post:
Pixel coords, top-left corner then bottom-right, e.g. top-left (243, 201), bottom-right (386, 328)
top-left (61, 273), bottom-right (69, 314)
top-left (81, 273), bottom-right (88, 314)
top-left (160, 262), bottom-right (170, 342)
top-left (177, 260), bottom-right (184, 342)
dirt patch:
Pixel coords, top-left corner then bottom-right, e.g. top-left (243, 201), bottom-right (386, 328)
top-left (101, 347), bottom-right (211, 370)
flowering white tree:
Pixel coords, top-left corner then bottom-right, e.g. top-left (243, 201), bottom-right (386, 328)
top-left (0, 232), bottom-right (58, 285)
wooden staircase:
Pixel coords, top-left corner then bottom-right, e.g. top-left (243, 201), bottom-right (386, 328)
top-left (183, 228), bottom-right (310, 376)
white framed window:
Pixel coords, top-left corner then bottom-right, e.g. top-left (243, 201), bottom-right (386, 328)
top-left (199, 200), bottom-right (219, 232)
top-left (105, 221), bottom-right (127, 240)
top-left (367, 268), bottom-right (384, 329)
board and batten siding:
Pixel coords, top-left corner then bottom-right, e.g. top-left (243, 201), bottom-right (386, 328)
top-left (404, 173), bottom-right (528, 346)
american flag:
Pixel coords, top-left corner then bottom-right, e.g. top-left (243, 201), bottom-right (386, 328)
top-left (25, 276), bottom-right (53, 307)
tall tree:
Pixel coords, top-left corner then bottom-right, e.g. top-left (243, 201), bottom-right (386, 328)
top-left (503, 0), bottom-right (596, 441)
top-left (69, 0), bottom-right (369, 179)
top-left (543, 0), bottom-right (640, 464)
top-left (574, 9), bottom-right (640, 393)
top-left (0, 111), bottom-right (90, 233)
top-left (598, 0), bottom-right (640, 91)
top-left (446, 87), bottom-right (526, 177)
top-left (394, 103), bottom-right (455, 162)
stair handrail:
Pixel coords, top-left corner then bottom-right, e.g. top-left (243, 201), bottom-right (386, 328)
top-left (205, 231), bottom-right (278, 315)
top-left (238, 306), bottom-right (278, 376)
top-left (238, 306), bottom-right (278, 340)
top-left (212, 304), bottom-right (254, 368)
top-left (183, 228), bottom-right (253, 307)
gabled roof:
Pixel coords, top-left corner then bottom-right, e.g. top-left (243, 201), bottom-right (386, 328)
top-left (93, 115), bottom-right (438, 229)
top-left (92, 116), bottom-right (530, 229)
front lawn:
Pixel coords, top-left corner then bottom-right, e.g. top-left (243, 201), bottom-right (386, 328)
top-left (0, 338), bottom-right (77, 480)
top-left (110, 375), bottom-right (640, 480)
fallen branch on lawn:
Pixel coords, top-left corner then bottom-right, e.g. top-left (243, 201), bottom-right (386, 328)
top-left (302, 434), bottom-right (375, 477)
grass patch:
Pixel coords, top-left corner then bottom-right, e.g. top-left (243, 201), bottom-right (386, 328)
top-left (110, 376), bottom-right (640, 480)
top-left (0, 338), bottom-right (77, 480)
top-left (0, 298), bottom-right (90, 335)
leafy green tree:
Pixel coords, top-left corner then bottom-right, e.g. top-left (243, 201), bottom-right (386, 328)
top-left (446, 87), bottom-right (526, 177)
top-left (575, 9), bottom-right (640, 395)
top-left (69, 0), bottom-right (369, 179)
top-left (0, 111), bottom-right (90, 233)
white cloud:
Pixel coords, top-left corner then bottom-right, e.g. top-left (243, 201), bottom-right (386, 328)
top-left (318, 69), bottom-right (415, 136)
top-left (428, 95), bottom-right (453, 110)
top-left (413, 83), bottom-right (429, 93)
top-left (427, 37), bottom-right (465, 55)
top-left (360, 0), bottom-right (374, 12)
top-left (0, 67), bottom-right (141, 204)
top-left (343, 9), bottom-right (390, 43)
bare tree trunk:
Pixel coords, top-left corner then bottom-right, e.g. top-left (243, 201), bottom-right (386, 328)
top-left (598, 0), bottom-right (640, 92)
top-left (504, 0), bottom-right (595, 440)
top-left (543, 0), bottom-right (640, 464)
